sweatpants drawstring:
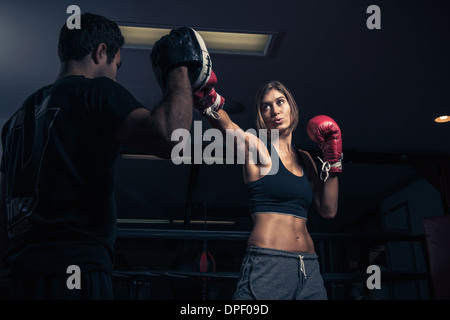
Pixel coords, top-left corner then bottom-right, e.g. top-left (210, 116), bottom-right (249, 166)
top-left (299, 255), bottom-right (307, 280)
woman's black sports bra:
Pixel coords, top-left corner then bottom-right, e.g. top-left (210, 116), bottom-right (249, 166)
top-left (246, 144), bottom-right (313, 220)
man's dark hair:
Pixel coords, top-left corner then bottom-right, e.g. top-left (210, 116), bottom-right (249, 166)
top-left (58, 13), bottom-right (125, 63)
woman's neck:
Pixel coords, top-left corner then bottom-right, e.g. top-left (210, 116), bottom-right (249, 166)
top-left (271, 133), bottom-right (293, 155)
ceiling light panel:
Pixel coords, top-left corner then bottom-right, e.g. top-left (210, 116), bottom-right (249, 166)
top-left (118, 24), bottom-right (276, 56)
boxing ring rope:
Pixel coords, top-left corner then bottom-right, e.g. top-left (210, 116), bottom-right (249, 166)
top-left (114, 228), bottom-right (429, 283)
top-left (116, 227), bottom-right (425, 242)
top-left (113, 270), bottom-right (428, 282)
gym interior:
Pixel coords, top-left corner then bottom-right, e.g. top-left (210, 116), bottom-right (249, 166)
top-left (1, 0), bottom-right (449, 301)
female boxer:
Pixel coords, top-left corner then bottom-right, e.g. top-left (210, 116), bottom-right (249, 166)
top-left (194, 72), bottom-right (342, 300)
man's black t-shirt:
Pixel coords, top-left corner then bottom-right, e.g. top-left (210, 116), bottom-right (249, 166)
top-left (0, 75), bottom-right (145, 275)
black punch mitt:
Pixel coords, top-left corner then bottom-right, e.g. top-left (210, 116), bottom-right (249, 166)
top-left (151, 27), bottom-right (211, 92)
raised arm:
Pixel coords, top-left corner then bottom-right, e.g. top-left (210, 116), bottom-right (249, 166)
top-left (193, 70), bottom-right (271, 181)
top-left (117, 27), bottom-right (212, 159)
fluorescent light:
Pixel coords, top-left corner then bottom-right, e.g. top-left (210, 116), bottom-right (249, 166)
top-left (118, 25), bottom-right (276, 56)
top-left (119, 26), bottom-right (170, 50)
top-left (435, 115), bottom-right (450, 123)
top-left (193, 30), bottom-right (271, 56)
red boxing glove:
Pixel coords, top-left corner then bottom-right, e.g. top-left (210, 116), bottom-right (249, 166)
top-left (307, 115), bottom-right (343, 181)
top-left (193, 70), bottom-right (225, 119)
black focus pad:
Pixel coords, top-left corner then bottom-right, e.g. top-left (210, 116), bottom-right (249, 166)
top-left (151, 27), bottom-right (211, 91)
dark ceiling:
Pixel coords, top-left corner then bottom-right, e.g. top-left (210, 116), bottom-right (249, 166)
top-left (1, 0), bottom-right (449, 233)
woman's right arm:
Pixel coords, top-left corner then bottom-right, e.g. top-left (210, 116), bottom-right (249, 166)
top-left (195, 71), bottom-right (271, 182)
top-left (206, 109), bottom-right (239, 131)
top-left (204, 109), bottom-right (270, 184)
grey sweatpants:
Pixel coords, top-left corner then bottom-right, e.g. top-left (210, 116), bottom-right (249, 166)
top-left (233, 246), bottom-right (328, 300)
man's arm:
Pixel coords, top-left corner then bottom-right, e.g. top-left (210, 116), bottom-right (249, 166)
top-left (116, 27), bottom-right (212, 159)
top-left (115, 66), bottom-right (193, 159)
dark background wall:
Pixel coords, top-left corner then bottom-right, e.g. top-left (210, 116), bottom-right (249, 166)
top-left (1, 0), bottom-right (449, 300)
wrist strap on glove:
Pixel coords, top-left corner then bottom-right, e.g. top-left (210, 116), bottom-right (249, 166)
top-left (201, 93), bottom-right (223, 120)
top-left (317, 154), bottom-right (343, 182)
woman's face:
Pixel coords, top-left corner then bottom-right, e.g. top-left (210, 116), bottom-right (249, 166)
top-left (260, 89), bottom-right (291, 134)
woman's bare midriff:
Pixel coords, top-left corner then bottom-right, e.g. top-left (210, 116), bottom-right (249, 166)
top-left (248, 213), bottom-right (315, 253)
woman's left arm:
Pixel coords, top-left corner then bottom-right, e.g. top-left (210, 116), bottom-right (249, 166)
top-left (314, 173), bottom-right (339, 219)
top-left (304, 115), bottom-right (343, 219)
top-left (299, 150), bottom-right (339, 219)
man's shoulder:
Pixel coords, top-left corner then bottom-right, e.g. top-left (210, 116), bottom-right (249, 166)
top-left (54, 75), bottom-right (116, 89)
top-left (90, 76), bottom-right (116, 85)
top-left (62, 76), bottom-right (126, 98)
top-left (89, 77), bottom-right (129, 94)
